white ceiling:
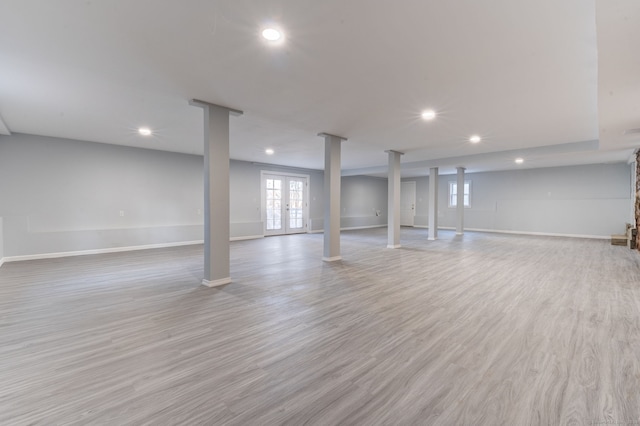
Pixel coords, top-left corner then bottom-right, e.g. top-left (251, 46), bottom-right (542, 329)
top-left (0, 0), bottom-right (638, 176)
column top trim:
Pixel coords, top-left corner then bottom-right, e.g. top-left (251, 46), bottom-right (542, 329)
top-left (318, 132), bottom-right (348, 141)
top-left (189, 99), bottom-right (243, 116)
top-left (456, 166), bottom-right (466, 170)
top-left (385, 150), bottom-right (405, 155)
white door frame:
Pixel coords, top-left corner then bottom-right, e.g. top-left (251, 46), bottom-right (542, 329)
top-left (260, 170), bottom-right (310, 236)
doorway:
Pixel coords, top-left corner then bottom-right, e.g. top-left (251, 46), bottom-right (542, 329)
top-left (261, 172), bottom-right (310, 236)
top-left (401, 181), bottom-right (416, 226)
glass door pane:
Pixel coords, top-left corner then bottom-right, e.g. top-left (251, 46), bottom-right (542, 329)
top-left (264, 176), bottom-right (285, 235)
top-left (285, 177), bottom-right (306, 233)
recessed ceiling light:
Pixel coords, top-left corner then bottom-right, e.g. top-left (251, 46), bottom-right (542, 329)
top-left (262, 28), bottom-right (282, 41)
top-left (515, 157), bottom-right (524, 164)
top-left (138, 127), bottom-right (152, 136)
top-left (265, 148), bottom-right (274, 155)
top-left (469, 135), bottom-right (481, 143)
top-left (421, 110), bottom-right (436, 120)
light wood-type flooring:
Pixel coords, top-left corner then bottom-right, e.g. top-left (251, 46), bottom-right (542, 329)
top-left (1, 228), bottom-right (640, 425)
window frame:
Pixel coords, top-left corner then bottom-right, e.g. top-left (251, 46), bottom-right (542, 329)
top-left (448, 180), bottom-right (471, 208)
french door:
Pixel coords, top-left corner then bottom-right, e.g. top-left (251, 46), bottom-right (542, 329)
top-left (262, 173), bottom-right (309, 236)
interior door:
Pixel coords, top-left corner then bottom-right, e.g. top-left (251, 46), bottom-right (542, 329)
top-left (401, 181), bottom-right (416, 226)
top-left (264, 174), bottom-right (308, 236)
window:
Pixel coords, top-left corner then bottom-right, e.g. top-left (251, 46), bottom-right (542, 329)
top-left (449, 180), bottom-right (471, 208)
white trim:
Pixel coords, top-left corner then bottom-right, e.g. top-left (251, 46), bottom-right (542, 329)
top-left (342, 225), bottom-right (386, 231)
top-left (230, 235), bottom-right (264, 241)
top-left (463, 227), bottom-right (610, 240)
top-left (322, 256), bottom-right (342, 262)
top-left (387, 244), bottom-right (401, 249)
top-left (201, 277), bottom-right (231, 287)
top-left (309, 224), bottom-right (386, 234)
top-left (414, 225), bottom-right (609, 240)
top-left (2, 240), bottom-right (205, 263)
top-left (0, 258), bottom-right (4, 268)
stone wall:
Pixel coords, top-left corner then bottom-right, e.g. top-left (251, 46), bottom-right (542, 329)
top-left (636, 151), bottom-right (640, 249)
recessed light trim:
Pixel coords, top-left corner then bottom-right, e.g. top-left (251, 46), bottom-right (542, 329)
top-left (421, 110), bottom-right (436, 120)
top-left (265, 148), bottom-right (274, 155)
top-left (515, 157), bottom-right (524, 164)
top-left (138, 127), bottom-right (152, 136)
top-left (262, 28), bottom-right (282, 41)
top-left (469, 135), bottom-right (481, 143)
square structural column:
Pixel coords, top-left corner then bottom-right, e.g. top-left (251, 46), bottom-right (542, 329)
top-left (319, 133), bottom-right (347, 262)
top-left (190, 99), bottom-right (243, 287)
top-left (428, 167), bottom-right (439, 241)
top-left (456, 166), bottom-right (466, 235)
top-left (386, 150), bottom-right (404, 248)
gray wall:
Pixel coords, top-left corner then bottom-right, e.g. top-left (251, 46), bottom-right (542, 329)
top-left (406, 163), bottom-right (631, 237)
top-left (0, 134), bottom-right (331, 257)
top-left (340, 175), bottom-right (388, 229)
top-left (1, 133), bottom-right (631, 259)
top-left (0, 134), bottom-right (204, 257)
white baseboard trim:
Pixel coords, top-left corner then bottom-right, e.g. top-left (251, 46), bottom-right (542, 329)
top-left (2, 235), bottom-right (270, 264)
top-left (0, 258), bottom-right (4, 268)
top-left (412, 225), bottom-right (609, 240)
top-left (387, 244), bottom-right (401, 249)
top-left (202, 277), bottom-right (231, 287)
top-left (342, 225), bottom-right (386, 231)
top-left (463, 227), bottom-right (610, 240)
top-left (309, 224), bottom-right (386, 234)
top-left (230, 235), bottom-right (264, 241)
top-left (3, 240), bottom-right (205, 263)
top-left (322, 256), bottom-right (342, 262)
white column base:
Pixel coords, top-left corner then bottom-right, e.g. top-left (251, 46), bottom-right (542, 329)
top-left (386, 244), bottom-right (401, 249)
top-left (322, 256), bottom-right (342, 262)
top-left (456, 232), bottom-right (463, 235)
top-left (428, 237), bottom-right (437, 241)
top-left (201, 277), bottom-right (231, 287)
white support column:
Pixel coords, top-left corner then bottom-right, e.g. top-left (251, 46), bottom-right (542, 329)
top-left (190, 99), bottom-right (243, 287)
top-left (456, 166), bottom-right (466, 235)
top-left (428, 167), bottom-right (439, 241)
top-left (386, 150), bottom-right (403, 248)
top-left (319, 133), bottom-right (347, 262)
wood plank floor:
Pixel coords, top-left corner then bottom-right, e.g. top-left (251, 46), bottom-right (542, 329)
top-left (1, 228), bottom-right (640, 425)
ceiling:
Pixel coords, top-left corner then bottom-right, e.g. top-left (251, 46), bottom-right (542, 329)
top-left (0, 0), bottom-right (638, 176)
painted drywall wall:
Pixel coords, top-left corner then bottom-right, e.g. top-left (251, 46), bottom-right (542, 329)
top-left (0, 134), bottom-right (205, 257)
top-left (0, 133), bottom-right (327, 257)
top-left (340, 175), bottom-right (388, 229)
top-left (406, 163), bottom-right (631, 237)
